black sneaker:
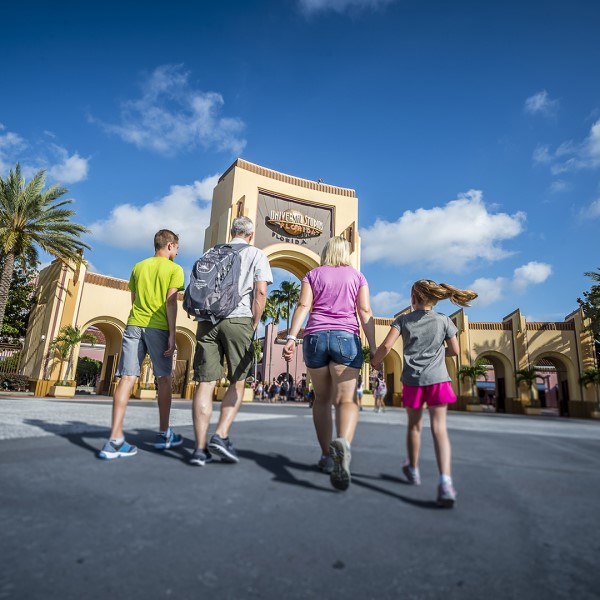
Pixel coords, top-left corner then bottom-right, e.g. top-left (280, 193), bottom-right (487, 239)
top-left (208, 434), bottom-right (239, 463)
top-left (189, 448), bottom-right (213, 467)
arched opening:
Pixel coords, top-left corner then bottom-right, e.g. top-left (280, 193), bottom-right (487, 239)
top-left (173, 329), bottom-right (196, 398)
top-left (473, 350), bottom-right (514, 413)
top-left (77, 318), bottom-right (125, 396)
top-left (260, 252), bottom-right (313, 401)
top-left (531, 353), bottom-right (574, 417)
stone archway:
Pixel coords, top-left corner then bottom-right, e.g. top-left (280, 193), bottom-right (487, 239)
top-left (381, 348), bottom-right (402, 406)
top-left (78, 318), bottom-right (126, 395)
top-left (530, 351), bottom-right (577, 417)
top-left (175, 328), bottom-right (196, 398)
top-left (474, 350), bottom-right (515, 413)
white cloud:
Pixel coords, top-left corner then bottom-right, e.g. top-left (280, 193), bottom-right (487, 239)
top-left (0, 124), bottom-right (27, 175)
top-left (536, 118), bottom-right (600, 173)
top-left (47, 145), bottom-right (90, 183)
top-left (371, 291), bottom-right (409, 317)
top-left (512, 261), bottom-right (552, 292)
top-left (89, 173), bottom-right (220, 256)
top-left (0, 125), bottom-right (89, 183)
top-left (298, 0), bottom-right (398, 14)
top-left (524, 90), bottom-right (559, 117)
top-left (468, 277), bottom-right (507, 307)
top-left (92, 64), bottom-right (246, 156)
top-left (580, 198), bottom-right (600, 219)
top-left (548, 180), bottom-right (570, 193)
top-left (360, 190), bottom-right (525, 272)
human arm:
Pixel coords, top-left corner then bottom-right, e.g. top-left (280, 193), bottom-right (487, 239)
top-left (163, 288), bottom-right (179, 357)
top-left (371, 326), bottom-right (400, 371)
top-left (445, 335), bottom-right (459, 357)
top-left (252, 280), bottom-right (268, 330)
top-left (282, 282), bottom-right (313, 362)
top-left (356, 284), bottom-right (376, 353)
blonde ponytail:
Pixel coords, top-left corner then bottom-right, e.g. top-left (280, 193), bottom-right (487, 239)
top-left (412, 280), bottom-right (478, 308)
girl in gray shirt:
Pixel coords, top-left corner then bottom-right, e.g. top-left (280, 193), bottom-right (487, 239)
top-left (372, 279), bottom-right (477, 508)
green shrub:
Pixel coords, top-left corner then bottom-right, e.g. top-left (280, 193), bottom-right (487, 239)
top-left (1, 374), bottom-right (30, 392)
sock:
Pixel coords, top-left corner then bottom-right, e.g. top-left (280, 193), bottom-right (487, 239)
top-left (439, 474), bottom-right (452, 485)
top-left (110, 436), bottom-right (125, 446)
top-left (159, 428), bottom-right (171, 436)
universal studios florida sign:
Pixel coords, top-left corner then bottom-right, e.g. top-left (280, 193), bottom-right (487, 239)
top-left (255, 192), bottom-right (333, 254)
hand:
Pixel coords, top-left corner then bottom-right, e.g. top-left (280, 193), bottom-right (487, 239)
top-left (282, 340), bottom-right (296, 363)
top-left (371, 359), bottom-right (382, 371)
top-left (164, 333), bottom-right (176, 357)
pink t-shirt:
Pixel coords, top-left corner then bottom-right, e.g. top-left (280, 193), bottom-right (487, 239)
top-left (302, 265), bottom-right (368, 336)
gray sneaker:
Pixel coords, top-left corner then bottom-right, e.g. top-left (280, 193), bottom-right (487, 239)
top-left (437, 482), bottom-right (457, 508)
top-left (317, 454), bottom-right (334, 474)
top-left (189, 448), bottom-right (213, 467)
top-left (402, 464), bottom-right (421, 485)
top-left (329, 437), bottom-right (351, 491)
top-left (208, 434), bottom-right (239, 463)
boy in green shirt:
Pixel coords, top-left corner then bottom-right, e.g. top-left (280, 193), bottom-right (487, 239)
top-left (99, 230), bottom-right (185, 459)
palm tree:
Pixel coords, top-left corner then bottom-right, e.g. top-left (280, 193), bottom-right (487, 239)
top-left (269, 280), bottom-right (301, 382)
top-left (516, 366), bottom-right (541, 406)
top-left (261, 295), bottom-right (285, 327)
top-left (0, 164), bottom-right (91, 331)
top-left (251, 339), bottom-right (263, 383)
top-left (580, 368), bottom-right (600, 408)
top-left (49, 325), bottom-right (96, 386)
top-left (260, 296), bottom-right (286, 385)
top-left (269, 280), bottom-right (300, 337)
top-left (580, 368), bottom-right (600, 387)
top-left (457, 358), bottom-right (489, 403)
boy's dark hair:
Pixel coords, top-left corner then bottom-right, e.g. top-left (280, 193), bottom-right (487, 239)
top-left (154, 229), bottom-right (179, 251)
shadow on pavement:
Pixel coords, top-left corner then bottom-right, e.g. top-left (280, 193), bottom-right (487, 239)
top-left (237, 449), bottom-right (336, 494)
top-left (352, 472), bottom-right (440, 509)
top-left (22, 419), bottom-right (191, 460)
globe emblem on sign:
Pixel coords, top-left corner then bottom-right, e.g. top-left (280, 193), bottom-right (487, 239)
top-left (281, 210), bottom-right (305, 236)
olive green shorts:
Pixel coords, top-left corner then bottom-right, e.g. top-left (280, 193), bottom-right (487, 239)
top-left (193, 317), bottom-right (254, 383)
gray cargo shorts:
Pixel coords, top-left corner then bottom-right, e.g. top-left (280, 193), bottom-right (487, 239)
top-left (116, 325), bottom-right (173, 378)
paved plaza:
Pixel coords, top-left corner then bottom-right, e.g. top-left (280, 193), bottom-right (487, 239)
top-left (1, 396), bottom-right (599, 600)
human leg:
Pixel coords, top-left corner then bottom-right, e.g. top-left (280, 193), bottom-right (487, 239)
top-left (145, 327), bottom-right (183, 448)
top-left (108, 375), bottom-right (137, 440)
top-left (428, 404), bottom-right (452, 477)
top-left (429, 404), bottom-right (456, 507)
top-left (329, 363), bottom-right (359, 443)
top-left (307, 366), bottom-right (333, 455)
top-left (107, 326), bottom-right (145, 441)
top-left (207, 318), bottom-right (254, 462)
top-left (215, 379), bottom-right (246, 439)
top-left (192, 381), bottom-right (216, 450)
top-left (156, 374), bottom-right (173, 432)
top-left (405, 407), bottom-right (424, 469)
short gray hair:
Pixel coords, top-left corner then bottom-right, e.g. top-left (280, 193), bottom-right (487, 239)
top-left (231, 216), bottom-right (254, 237)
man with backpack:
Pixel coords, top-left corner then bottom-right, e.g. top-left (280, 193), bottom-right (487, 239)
top-left (189, 216), bottom-right (272, 466)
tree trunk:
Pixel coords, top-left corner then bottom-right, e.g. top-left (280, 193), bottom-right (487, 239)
top-left (285, 299), bottom-right (291, 386)
top-left (63, 349), bottom-right (73, 386)
top-left (0, 251), bottom-right (15, 333)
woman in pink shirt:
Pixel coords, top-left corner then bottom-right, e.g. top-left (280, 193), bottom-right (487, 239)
top-left (283, 236), bottom-right (376, 491)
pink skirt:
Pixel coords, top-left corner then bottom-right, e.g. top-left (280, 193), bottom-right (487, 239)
top-left (402, 381), bottom-right (456, 409)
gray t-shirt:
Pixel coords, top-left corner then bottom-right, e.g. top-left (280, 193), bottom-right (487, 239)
top-left (392, 310), bottom-right (458, 386)
top-left (226, 238), bottom-right (273, 319)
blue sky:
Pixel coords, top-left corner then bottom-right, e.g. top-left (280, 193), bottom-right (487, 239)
top-left (1, 0), bottom-right (599, 323)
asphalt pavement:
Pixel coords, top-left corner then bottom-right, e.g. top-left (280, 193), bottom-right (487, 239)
top-left (1, 397), bottom-right (599, 600)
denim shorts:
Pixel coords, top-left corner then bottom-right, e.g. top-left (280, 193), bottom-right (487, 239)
top-left (116, 326), bottom-right (173, 378)
top-left (302, 330), bottom-right (363, 369)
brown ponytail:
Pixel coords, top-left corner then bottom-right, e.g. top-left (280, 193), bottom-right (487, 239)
top-left (412, 279), bottom-right (478, 307)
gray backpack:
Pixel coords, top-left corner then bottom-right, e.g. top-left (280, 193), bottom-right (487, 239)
top-left (183, 243), bottom-right (248, 323)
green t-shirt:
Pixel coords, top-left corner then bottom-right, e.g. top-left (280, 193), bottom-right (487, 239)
top-left (127, 257), bottom-right (185, 330)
